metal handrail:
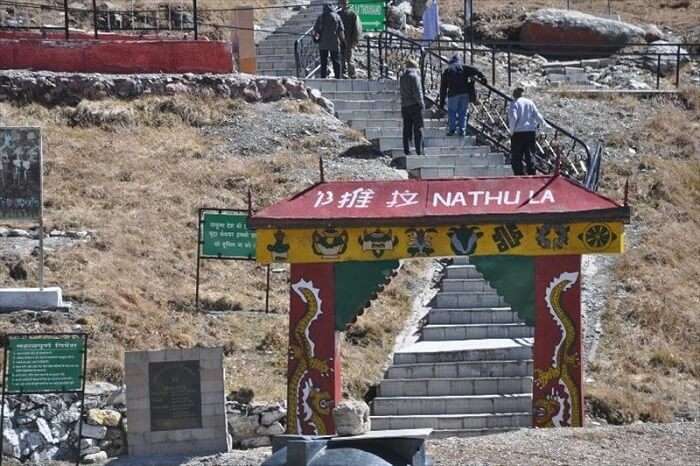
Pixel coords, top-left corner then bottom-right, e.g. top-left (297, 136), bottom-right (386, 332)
top-left (363, 30), bottom-right (602, 190)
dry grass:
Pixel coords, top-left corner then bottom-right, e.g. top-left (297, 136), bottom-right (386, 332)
top-left (586, 88), bottom-right (700, 422)
top-left (0, 96), bottom-right (418, 403)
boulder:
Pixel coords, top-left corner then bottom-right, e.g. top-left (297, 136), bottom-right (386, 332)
top-left (82, 450), bottom-right (108, 464)
top-left (520, 9), bottom-right (645, 52)
top-left (255, 422), bottom-right (284, 436)
top-left (240, 436), bottom-right (271, 448)
top-left (260, 406), bottom-right (286, 426)
top-left (228, 414), bottom-right (259, 439)
top-left (642, 24), bottom-right (664, 42)
top-left (387, 6), bottom-right (406, 31)
top-left (31, 445), bottom-right (59, 462)
top-left (259, 78), bottom-right (288, 102)
top-left (2, 428), bottom-right (21, 458)
top-left (79, 423), bottom-right (108, 440)
top-left (440, 23), bottom-right (464, 40)
top-left (332, 400), bottom-right (371, 436)
top-left (87, 409), bottom-right (121, 428)
top-left (35, 417), bottom-right (55, 444)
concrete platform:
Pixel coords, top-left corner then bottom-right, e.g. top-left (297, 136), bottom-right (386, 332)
top-left (0, 287), bottom-right (67, 311)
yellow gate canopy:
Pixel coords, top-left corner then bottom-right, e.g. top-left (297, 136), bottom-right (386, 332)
top-left (250, 175), bottom-right (631, 264)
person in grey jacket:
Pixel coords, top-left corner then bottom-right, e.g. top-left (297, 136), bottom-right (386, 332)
top-left (400, 59), bottom-right (425, 155)
top-left (313, 4), bottom-right (345, 79)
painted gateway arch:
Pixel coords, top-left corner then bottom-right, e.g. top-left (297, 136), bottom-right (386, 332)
top-left (250, 175), bottom-right (630, 434)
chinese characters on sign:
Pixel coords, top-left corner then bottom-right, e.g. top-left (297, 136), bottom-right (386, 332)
top-left (0, 127), bottom-right (42, 220)
top-left (6, 337), bottom-right (84, 393)
top-left (312, 187), bottom-right (556, 210)
top-left (201, 212), bottom-right (256, 259)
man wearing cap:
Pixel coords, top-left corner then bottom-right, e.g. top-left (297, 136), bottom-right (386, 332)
top-left (400, 58), bottom-right (425, 156)
top-left (508, 86), bottom-right (550, 176)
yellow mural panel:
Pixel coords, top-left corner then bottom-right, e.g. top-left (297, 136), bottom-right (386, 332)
top-left (255, 222), bottom-right (624, 264)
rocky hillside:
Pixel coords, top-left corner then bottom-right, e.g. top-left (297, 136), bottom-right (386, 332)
top-left (0, 73), bottom-right (427, 406)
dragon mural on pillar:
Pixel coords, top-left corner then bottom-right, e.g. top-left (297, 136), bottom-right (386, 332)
top-left (534, 271), bottom-right (581, 428)
top-left (287, 279), bottom-right (332, 435)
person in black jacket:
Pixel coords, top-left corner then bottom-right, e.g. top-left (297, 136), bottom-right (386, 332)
top-left (438, 55), bottom-right (486, 136)
top-left (338, 0), bottom-right (362, 78)
top-left (400, 58), bottom-right (425, 156)
top-left (313, 4), bottom-right (345, 79)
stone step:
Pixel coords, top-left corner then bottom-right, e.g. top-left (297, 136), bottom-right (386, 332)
top-left (305, 78), bottom-right (398, 92)
top-left (389, 146), bottom-right (491, 157)
top-left (412, 165), bottom-right (513, 178)
top-left (427, 308), bottom-right (521, 325)
top-left (380, 136), bottom-right (478, 150)
top-left (256, 70), bottom-right (296, 77)
top-left (351, 119), bottom-right (446, 130)
top-left (336, 109), bottom-right (400, 120)
top-left (256, 63), bottom-right (297, 72)
top-left (421, 323), bottom-right (534, 341)
top-left (333, 99), bottom-right (401, 112)
top-left (433, 291), bottom-right (505, 309)
top-left (372, 393), bottom-right (532, 416)
top-left (256, 54), bottom-right (298, 64)
top-left (445, 264), bottom-right (481, 279)
top-left (378, 377), bottom-right (532, 397)
top-left (410, 165), bottom-right (513, 180)
top-left (371, 412), bottom-right (532, 430)
top-left (393, 338), bottom-right (533, 365)
top-left (257, 46), bottom-right (297, 55)
top-left (441, 279), bottom-right (495, 293)
top-left (366, 127), bottom-right (455, 139)
top-left (405, 153), bottom-right (504, 170)
top-left (429, 427), bottom-right (523, 438)
top-left (385, 360), bottom-right (534, 380)
top-left (320, 91), bottom-right (400, 101)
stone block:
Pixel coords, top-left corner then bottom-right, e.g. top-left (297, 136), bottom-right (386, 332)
top-left (0, 287), bottom-right (64, 310)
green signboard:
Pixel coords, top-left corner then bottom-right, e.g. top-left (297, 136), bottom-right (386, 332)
top-left (350, 0), bottom-right (386, 32)
top-left (201, 212), bottom-right (256, 259)
top-left (6, 337), bottom-right (84, 393)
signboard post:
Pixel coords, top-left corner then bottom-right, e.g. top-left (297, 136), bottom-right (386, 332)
top-left (195, 208), bottom-right (268, 312)
top-left (0, 333), bottom-right (88, 466)
top-left (350, 0), bottom-right (386, 32)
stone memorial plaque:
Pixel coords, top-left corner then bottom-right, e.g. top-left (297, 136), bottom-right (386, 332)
top-left (148, 360), bottom-right (202, 431)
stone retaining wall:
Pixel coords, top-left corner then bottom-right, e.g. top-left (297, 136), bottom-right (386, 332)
top-left (1, 382), bottom-right (287, 463)
top-left (0, 71), bottom-right (334, 113)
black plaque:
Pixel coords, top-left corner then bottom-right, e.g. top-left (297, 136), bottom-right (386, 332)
top-left (149, 360), bottom-right (202, 431)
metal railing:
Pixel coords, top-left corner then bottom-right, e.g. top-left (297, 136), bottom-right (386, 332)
top-left (294, 24), bottom-right (320, 79)
top-left (347, 30), bottom-right (602, 189)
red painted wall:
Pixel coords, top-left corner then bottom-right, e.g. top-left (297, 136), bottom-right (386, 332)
top-left (287, 263), bottom-right (340, 435)
top-left (0, 38), bottom-right (232, 74)
top-left (533, 255), bottom-right (583, 428)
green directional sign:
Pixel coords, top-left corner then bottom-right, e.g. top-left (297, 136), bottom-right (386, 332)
top-left (201, 212), bottom-right (256, 259)
top-left (351, 0), bottom-right (386, 32)
top-left (6, 337), bottom-right (84, 393)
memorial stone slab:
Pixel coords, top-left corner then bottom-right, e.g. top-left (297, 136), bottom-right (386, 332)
top-left (124, 347), bottom-right (229, 456)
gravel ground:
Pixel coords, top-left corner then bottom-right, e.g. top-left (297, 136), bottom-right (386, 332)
top-left (429, 422), bottom-right (700, 466)
top-left (41, 422), bottom-right (692, 466)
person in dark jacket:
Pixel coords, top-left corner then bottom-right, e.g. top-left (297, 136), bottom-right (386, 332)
top-left (313, 4), bottom-right (345, 79)
top-left (338, 0), bottom-right (362, 78)
top-left (438, 55), bottom-right (486, 136)
top-left (400, 58), bottom-right (425, 156)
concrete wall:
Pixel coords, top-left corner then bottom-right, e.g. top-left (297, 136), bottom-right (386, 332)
top-left (0, 38), bottom-right (233, 74)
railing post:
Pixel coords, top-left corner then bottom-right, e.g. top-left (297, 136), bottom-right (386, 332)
top-left (491, 48), bottom-right (496, 86)
top-left (92, 0), bottom-right (98, 38)
top-left (675, 45), bottom-right (681, 87)
top-left (63, 0), bottom-right (69, 39)
top-left (379, 34), bottom-right (384, 78)
top-left (507, 47), bottom-right (512, 88)
top-left (193, 0), bottom-right (198, 39)
top-left (366, 36), bottom-right (371, 80)
top-left (656, 54), bottom-right (661, 89)
top-left (294, 40), bottom-right (301, 78)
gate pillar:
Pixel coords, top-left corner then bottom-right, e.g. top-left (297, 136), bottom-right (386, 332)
top-left (286, 263), bottom-right (341, 435)
top-left (533, 255), bottom-right (584, 427)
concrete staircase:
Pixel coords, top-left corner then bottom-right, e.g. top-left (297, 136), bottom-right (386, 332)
top-left (371, 257), bottom-right (534, 437)
top-left (255, 1), bottom-right (323, 77)
top-left (304, 78), bottom-right (512, 177)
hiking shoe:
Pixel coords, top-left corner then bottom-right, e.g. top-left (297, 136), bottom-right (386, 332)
top-left (457, 130), bottom-right (464, 136)
top-left (446, 130), bottom-right (455, 136)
